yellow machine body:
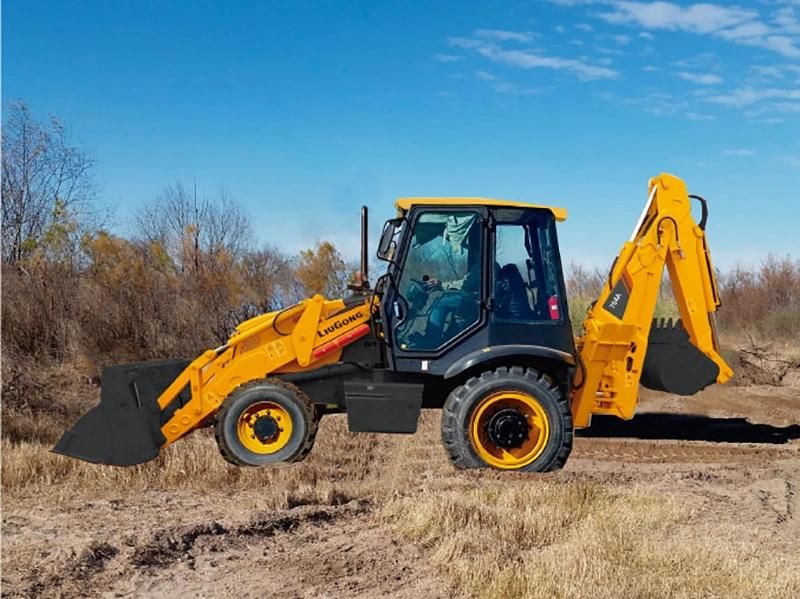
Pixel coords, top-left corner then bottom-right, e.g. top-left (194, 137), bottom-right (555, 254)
top-left (157, 296), bottom-right (373, 447)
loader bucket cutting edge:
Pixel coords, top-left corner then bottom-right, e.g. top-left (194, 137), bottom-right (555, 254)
top-left (640, 318), bottom-right (719, 396)
top-left (52, 358), bottom-right (191, 466)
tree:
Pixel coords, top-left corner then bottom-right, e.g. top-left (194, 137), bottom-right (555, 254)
top-left (240, 246), bottom-right (296, 311)
top-left (1, 101), bottom-right (95, 264)
top-left (134, 183), bottom-right (251, 274)
top-left (295, 241), bottom-right (354, 298)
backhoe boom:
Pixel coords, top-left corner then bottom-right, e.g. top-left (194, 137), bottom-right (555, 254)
top-left (571, 173), bottom-right (733, 428)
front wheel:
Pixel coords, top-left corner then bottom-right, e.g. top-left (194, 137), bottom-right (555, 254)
top-left (214, 379), bottom-right (318, 467)
top-left (441, 366), bottom-right (573, 472)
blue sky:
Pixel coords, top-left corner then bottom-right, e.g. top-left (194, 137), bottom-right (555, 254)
top-left (3, 0), bottom-right (799, 270)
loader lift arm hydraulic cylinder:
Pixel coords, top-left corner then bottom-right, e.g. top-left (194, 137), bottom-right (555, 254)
top-left (570, 173), bottom-right (733, 428)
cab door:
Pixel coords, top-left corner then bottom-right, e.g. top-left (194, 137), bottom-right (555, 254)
top-left (385, 207), bottom-right (488, 365)
top-left (489, 208), bottom-right (575, 354)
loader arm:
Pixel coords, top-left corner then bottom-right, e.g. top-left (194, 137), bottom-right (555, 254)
top-left (53, 294), bottom-right (374, 465)
top-left (158, 295), bottom-right (374, 446)
top-left (570, 173), bottom-right (733, 428)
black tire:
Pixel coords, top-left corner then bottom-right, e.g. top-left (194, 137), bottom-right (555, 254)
top-left (214, 378), bottom-right (319, 467)
top-left (441, 366), bottom-right (573, 472)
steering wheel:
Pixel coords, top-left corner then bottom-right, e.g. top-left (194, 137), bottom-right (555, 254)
top-left (407, 278), bottom-right (434, 311)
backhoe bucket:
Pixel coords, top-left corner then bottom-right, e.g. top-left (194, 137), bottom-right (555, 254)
top-left (53, 359), bottom-right (190, 466)
top-left (641, 318), bottom-right (720, 395)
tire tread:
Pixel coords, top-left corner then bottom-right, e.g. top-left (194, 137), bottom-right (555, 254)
top-left (441, 366), bottom-right (573, 472)
top-left (214, 378), bottom-right (319, 467)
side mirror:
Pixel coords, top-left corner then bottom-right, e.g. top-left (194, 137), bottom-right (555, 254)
top-left (377, 218), bottom-right (404, 261)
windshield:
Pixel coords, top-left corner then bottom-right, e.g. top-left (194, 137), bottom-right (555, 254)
top-left (394, 210), bottom-right (482, 351)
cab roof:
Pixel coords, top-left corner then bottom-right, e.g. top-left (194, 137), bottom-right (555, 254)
top-left (394, 197), bottom-right (567, 222)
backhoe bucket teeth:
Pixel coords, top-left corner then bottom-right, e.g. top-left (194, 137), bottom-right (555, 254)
top-left (52, 359), bottom-right (190, 466)
top-left (641, 318), bottom-right (720, 395)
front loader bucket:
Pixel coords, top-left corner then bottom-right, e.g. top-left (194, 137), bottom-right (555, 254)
top-left (53, 359), bottom-right (190, 466)
top-left (641, 318), bottom-right (719, 396)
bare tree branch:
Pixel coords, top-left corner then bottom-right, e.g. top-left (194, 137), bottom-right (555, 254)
top-left (1, 102), bottom-right (96, 264)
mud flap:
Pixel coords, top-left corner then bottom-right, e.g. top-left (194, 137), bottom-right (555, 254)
top-left (641, 318), bottom-right (720, 395)
top-left (52, 359), bottom-right (190, 466)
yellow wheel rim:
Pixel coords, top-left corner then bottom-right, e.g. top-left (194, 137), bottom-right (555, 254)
top-left (469, 391), bottom-right (550, 469)
top-left (236, 401), bottom-right (293, 455)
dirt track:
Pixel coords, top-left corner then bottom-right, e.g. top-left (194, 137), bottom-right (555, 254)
top-left (3, 382), bottom-right (799, 598)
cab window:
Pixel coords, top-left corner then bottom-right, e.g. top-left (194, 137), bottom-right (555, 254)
top-left (494, 211), bottom-right (563, 322)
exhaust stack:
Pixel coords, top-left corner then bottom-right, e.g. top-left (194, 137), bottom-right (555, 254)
top-left (360, 205), bottom-right (369, 287)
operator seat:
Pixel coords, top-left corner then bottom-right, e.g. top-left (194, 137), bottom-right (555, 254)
top-left (496, 264), bottom-right (535, 320)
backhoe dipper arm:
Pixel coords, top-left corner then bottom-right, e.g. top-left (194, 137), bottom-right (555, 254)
top-left (570, 173), bottom-right (733, 428)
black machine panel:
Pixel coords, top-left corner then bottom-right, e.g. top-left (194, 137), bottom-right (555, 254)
top-left (344, 380), bottom-right (424, 433)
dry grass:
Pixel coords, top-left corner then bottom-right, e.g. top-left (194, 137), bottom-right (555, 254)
top-left (3, 413), bottom-right (800, 598)
top-left (2, 417), bottom-right (394, 508)
top-left (381, 483), bottom-right (800, 599)
top-left (0, 412), bottom-right (464, 509)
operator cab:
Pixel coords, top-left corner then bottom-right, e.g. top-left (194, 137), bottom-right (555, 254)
top-left (375, 198), bottom-right (575, 377)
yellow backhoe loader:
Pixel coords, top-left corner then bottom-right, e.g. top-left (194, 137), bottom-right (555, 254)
top-left (55, 172), bottom-right (732, 472)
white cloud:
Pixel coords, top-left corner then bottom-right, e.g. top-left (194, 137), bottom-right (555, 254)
top-left (492, 81), bottom-right (540, 96)
top-left (475, 29), bottom-right (534, 43)
top-left (686, 112), bottom-right (715, 121)
top-left (471, 68), bottom-right (539, 95)
top-left (751, 65), bottom-right (785, 79)
top-left (434, 54), bottom-right (463, 63)
top-left (716, 21), bottom-right (771, 41)
top-left (558, 1), bottom-right (800, 57)
top-left (643, 65), bottom-right (660, 72)
top-left (671, 52), bottom-right (717, 69)
top-left (600, 2), bottom-right (756, 34)
top-left (753, 35), bottom-right (800, 57)
top-left (676, 71), bottom-right (723, 84)
top-left (625, 92), bottom-right (688, 116)
top-left (612, 34), bottom-right (631, 45)
top-left (774, 6), bottom-right (800, 35)
top-left (772, 101), bottom-right (800, 112)
top-left (448, 36), bottom-right (618, 81)
top-left (594, 45), bottom-right (624, 56)
top-left (575, 23), bottom-right (594, 32)
top-left (706, 87), bottom-right (800, 107)
top-left (449, 37), bottom-right (479, 49)
top-left (638, 31), bottom-right (654, 40)
top-left (481, 46), bottom-right (618, 80)
top-left (723, 149), bottom-right (756, 156)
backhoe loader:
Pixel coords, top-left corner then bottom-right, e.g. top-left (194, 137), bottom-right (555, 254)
top-left (55, 172), bottom-right (733, 472)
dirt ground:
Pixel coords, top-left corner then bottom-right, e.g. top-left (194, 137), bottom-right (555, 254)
top-left (2, 379), bottom-right (799, 598)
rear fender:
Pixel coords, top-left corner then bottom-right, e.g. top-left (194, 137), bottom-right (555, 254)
top-left (443, 344), bottom-right (576, 383)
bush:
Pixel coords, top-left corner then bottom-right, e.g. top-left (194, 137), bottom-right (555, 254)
top-left (716, 256), bottom-right (800, 339)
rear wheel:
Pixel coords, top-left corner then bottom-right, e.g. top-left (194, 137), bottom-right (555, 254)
top-left (441, 366), bottom-right (572, 472)
top-left (215, 379), bottom-right (318, 467)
